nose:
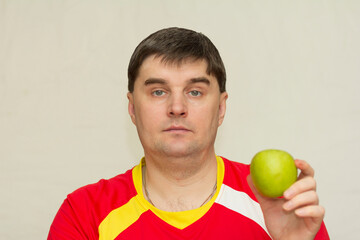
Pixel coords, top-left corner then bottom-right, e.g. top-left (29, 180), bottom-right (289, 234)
top-left (167, 93), bottom-right (188, 118)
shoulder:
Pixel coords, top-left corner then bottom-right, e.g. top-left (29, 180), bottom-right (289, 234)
top-left (68, 167), bottom-right (136, 209)
top-left (221, 156), bottom-right (250, 172)
top-left (219, 156), bottom-right (257, 201)
top-left (220, 156), bottom-right (250, 182)
top-left (63, 167), bottom-right (138, 225)
top-left (48, 167), bottom-right (138, 239)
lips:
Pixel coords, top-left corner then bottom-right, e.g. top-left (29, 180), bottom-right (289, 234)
top-left (164, 125), bottom-right (191, 132)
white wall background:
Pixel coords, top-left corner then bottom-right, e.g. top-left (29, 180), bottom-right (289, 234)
top-left (1, 0), bottom-right (359, 239)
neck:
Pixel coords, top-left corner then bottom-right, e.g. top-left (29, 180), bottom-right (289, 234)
top-left (142, 152), bottom-right (218, 212)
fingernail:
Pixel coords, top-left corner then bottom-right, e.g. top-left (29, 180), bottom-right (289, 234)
top-left (283, 201), bottom-right (293, 210)
top-left (295, 209), bottom-right (305, 216)
top-left (284, 189), bottom-right (293, 199)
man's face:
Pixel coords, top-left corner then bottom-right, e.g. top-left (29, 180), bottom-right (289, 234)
top-left (128, 55), bottom-right (227, 159)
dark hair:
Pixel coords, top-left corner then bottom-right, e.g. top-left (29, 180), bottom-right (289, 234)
top-left (127, 27), bottom-right (226, 92)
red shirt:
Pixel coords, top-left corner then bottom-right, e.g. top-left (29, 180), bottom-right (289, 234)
top-left (48, 156), bottom-right (329, 239)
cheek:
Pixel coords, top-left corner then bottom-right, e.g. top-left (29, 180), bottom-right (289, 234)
top-left (193, 105), bottom-right (219, 128)
top-left (135, 103), bottom-right (163, 128)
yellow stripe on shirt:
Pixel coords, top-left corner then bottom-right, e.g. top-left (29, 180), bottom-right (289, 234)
top-left (98, 195), bottom-right (148, 240)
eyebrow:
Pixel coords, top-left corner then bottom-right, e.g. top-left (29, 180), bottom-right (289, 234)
top-left (144, 78), bottom-right (166, 86)
top-left (144, 77), bottom-right (211, 86)
top-left (189, 77), bottom-right (210, 85)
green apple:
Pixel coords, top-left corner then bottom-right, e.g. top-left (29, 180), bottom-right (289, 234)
top-left (250, 149), bottom-right (298, 198)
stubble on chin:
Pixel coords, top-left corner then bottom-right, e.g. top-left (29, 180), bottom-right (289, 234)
top-left (149, 141), bottom-right (205, 178)
top-left (154, 140), bottom-right (200, 159)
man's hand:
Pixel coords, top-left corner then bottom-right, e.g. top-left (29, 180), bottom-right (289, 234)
top-left (247, 159), bottom-right (325, 240)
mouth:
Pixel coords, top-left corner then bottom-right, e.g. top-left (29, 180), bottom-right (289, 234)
top-left (164, 126), bottom-right (191, 133)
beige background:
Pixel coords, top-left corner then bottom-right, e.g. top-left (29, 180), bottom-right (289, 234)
top-left (1, 0), bottom-right (359, 239)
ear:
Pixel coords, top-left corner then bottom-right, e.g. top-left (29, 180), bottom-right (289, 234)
top-left (127, 92), bottom-right (136, 125)
top-left (218, 91), bottom-right (228, 126)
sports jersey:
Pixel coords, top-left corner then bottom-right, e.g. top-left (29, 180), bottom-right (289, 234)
top-left (48, 156), bottom-right (329, 239)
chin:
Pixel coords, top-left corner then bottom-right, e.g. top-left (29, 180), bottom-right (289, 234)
top-left (160, 144), bottom-right (200, 158)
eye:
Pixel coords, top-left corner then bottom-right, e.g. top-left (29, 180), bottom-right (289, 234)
top-left (189, 90), bottom-right (201, 97)
top-left (152, 90), bottom-right (166, 96)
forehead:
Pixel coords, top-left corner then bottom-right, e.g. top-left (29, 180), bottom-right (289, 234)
top-left (136, 55), bottom-right (213, 84)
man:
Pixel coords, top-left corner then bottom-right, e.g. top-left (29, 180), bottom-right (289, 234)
top-left (48, 27), bottom-right (329, 239)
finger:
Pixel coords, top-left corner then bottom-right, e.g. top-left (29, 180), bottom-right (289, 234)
top-left (296, 205), bottom-right (326, 234)
top-left (284, 176), bottom-right (316, 199)
top-left (294, 205), bottom-right (325, 219)
top-left (295, 159), bottom-right (315, 178)
top-left (283, 190), bottom-right (319, 211)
